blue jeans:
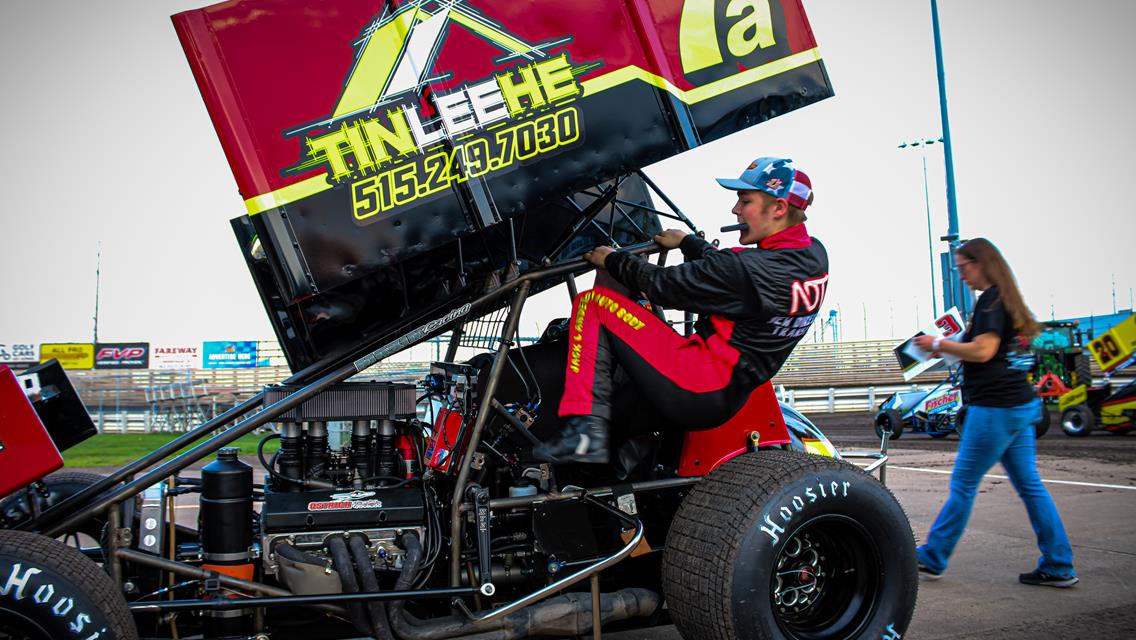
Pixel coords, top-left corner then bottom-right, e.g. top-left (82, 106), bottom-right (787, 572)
top-left (917, 399), bottom-right (1076, 578)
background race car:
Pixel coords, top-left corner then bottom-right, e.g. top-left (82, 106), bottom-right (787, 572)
top-left (875, 377), bottom-right (966, 440)
top-left (1058, 313), bottom-right (1136, 437)
top-left (875, 370), bottom-right (1051, 441)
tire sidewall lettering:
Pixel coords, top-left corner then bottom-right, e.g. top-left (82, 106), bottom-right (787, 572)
top-left (759, 477), bottom-right (851, 545)
top-left (1, 556), bottom-right (111, 639)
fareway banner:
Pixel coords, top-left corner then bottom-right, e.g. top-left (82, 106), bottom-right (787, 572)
top-left (152, 345), bottom-right (202, 370)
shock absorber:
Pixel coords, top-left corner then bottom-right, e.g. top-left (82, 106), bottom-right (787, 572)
top-left (200, 447), bottom-right (253, 637)
top-left (276, 422), bottom-right (303, 490)
top-left (307, 420), bottom-right (329, 481)
top-left (352, 419), bottom-right (373, 486)
top-left (375, 419), bottom-right (398, 482)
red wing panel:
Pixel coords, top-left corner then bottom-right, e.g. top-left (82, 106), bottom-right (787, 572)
top-left (0, 366), bottom-right (64, 498)
top-left (174, 0), bottom-right (828, 212)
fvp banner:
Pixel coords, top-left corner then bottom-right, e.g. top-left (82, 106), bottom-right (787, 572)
top-left (94, 342), bottom-right (150, 369)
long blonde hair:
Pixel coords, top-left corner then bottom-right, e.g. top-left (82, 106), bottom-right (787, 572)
top-left (958, 238), bottom-right (1040, 339)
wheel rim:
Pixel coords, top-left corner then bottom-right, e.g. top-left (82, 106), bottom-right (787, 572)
top-left (770, 515), bottom-right (882, 639)
top-left (1063, 413), bottom-right (1083, 433)
top-left (0, 610), bottom-right (53, 640)
top-left (874, 415), bottom-right (892, 438)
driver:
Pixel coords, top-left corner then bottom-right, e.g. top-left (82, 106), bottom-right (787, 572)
top-left (534, 157), bottom-right (830, 463)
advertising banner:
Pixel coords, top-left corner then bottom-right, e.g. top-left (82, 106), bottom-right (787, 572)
top-left (0, 343), bottom-right (39, 366)
top-left (40, 343), bottom-right (95, 370)
top-left (202, 341), bottom-right (260, 369)
top-left (152, 345), bottom-right (202, 370)
top-left (94, 342), bottom-right (150, 369)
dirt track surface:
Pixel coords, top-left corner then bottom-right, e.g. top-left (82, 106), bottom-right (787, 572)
top-left (810, 411), bottom-right (1136, 466)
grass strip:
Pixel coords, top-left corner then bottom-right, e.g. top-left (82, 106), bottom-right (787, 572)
top-left (63, 431), bottom-right (280, 468)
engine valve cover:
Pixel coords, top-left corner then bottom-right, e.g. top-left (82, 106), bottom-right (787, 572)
top-left (262, 486), bottom-right (424, 533)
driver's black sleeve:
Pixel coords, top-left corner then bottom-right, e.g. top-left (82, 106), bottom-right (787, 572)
top-left (603, 239), bottom-right (761, 317)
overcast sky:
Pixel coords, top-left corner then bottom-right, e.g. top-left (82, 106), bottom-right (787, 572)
top-left (1, 0), bottom-right (1133, 360)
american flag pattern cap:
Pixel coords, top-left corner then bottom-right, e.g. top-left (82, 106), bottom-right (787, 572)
top-left (716, 157), bottom-right (812, 210)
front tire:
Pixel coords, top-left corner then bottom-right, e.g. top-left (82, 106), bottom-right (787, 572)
top-left (1061, 404), bottom-right (1094, 437)
top-left (663, 451), bottom-right (917, 640)
top-left (0, 472), bottom-right (110, 541)
top-left (873, 409), bottom-right (904, 441)
top-left (0, 530), bottom-right (137, 640)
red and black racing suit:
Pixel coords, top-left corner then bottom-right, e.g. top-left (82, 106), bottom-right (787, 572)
top-left (559, 224), bottom-right (829, 429)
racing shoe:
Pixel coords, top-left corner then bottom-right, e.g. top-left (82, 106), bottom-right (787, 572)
top-left (1018, 569), bottom-right (1079, 588)
top-left (917, 562), bottom-right (943, 581)
top-left (532, 415), bottom-right (609, 464)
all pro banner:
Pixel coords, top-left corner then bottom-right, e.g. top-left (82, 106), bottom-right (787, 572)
top-left (39, 344), bottom-right (95, 370)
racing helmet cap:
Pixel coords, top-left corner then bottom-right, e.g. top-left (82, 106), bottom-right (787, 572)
top-left (716, 156), bottom-right (812, 210)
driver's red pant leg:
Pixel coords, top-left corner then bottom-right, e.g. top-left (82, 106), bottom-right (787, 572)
top-left (559, 287), bottom-right (741, 421)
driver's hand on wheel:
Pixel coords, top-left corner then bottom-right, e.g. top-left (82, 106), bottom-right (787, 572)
top-left (584, 246), bottom-right (614, 269)
top-left (654, 229), bottom-right (688, 249)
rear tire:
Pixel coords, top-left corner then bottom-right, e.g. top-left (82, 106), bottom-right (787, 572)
top-left (1035, 404), bottom-right (1051, 439)
top-left (1061, 404), bottom-right (1094, 437)
top-left (663, 451), bottom-right (917, 640)
top-left (873, 409), bottom-right (904, 441)
top-left (955, 406), bottom-right (968, 438)
top-left (1073, 354), bottom-right (1092, 389)
top-left (0, 530), bottom-right (137, 640)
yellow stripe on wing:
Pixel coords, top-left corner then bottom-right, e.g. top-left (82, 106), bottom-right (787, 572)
top-left (245, 174), bottom-right (333, 215)
top-left (580, 48), bottom-right (821, 104)
top-left (245, 49), bottom-right (823, 214)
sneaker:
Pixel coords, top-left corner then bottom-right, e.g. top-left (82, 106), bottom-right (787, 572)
top-left (917, 562), bottom-right (943, 581)
top-left (532, 415), bottom-right (609, 464)
top-left (1019, 569), bottom-right (1079, 588)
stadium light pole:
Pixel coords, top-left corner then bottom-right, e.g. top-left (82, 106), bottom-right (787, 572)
top-left (929, 0), bottom-right (968, 317)
top-left (898, 137), bottom-right (942, 318)
top-left (93, 241), bottom-right (101, 344)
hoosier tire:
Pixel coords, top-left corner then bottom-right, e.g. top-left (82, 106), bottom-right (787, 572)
top-left (663, 451), bottom-right (917, 640)
top-left (0, 530), bottom-right (137, 640)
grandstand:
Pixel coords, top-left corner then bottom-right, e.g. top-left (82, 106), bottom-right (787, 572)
top-left (19, 338), bottom-right (1117, 432)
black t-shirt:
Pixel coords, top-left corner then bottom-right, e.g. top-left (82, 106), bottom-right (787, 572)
top-left (961, 286), bottom-right (1036, 407)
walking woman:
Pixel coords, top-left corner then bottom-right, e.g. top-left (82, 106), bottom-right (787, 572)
top-left (913, 238), bottom-right (1078, 587)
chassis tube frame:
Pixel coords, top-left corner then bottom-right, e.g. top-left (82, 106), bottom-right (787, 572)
top-left (448, 281), bottom-right (532, 587)
top-left (21, 393), bottom-right (265, 533)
